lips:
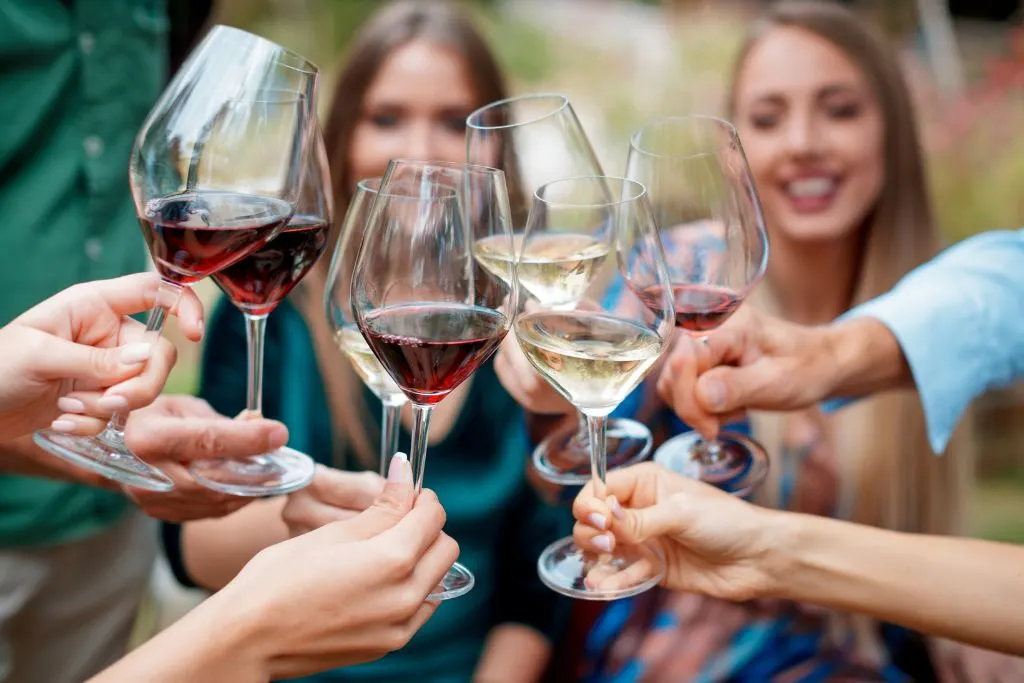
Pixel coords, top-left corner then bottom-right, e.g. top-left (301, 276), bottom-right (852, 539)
top-left (780, 175), bottom-right (839, 213)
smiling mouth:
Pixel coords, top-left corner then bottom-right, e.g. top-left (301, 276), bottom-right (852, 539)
top-left (784, 177), bottom-right (837, 199)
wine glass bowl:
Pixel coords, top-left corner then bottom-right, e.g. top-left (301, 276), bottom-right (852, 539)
top-left (467, 94), bottom-right (655, 485)
top-left (515, 175), bottom-right (674, 600)
top-left (350, 159), bottom-right (516, 600)
top-left (33, 26), bottom-right (319, 492)
top-left (626, 115), bottom-right (769, 496)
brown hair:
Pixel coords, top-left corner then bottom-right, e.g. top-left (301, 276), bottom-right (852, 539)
top-left (730, 1), bottom-right (973, 536)
top-left (294, 0), bottom-right (512, 469)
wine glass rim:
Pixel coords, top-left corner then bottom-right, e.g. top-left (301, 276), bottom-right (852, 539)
top-left (629, 115), bottom-right (739, 159)
top-left (387, 158), bottom-right (505, 177)
top-left (225, 89), bottom-right (307, 104)
top-left (534, 175), bottom-right (646, 208)
top-left (466, 93), bottom-right (571, 131)
top-left (355, 177), bottom-right (382, 194)
top-left (210, 24), bottom-right (320, 73)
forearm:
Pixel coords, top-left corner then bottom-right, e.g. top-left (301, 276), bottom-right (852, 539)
top-left (824, 317), bottom-right (912, 400)
top-left (473, 623), bottom-right (550, 683)
top-left (90, 597), bottom-right (268, 683)
top-left (183, 498), bottom-right (289, 590)
top-left (769, 511), bottom-right (1024, 655)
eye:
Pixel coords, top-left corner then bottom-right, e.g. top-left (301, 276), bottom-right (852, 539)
top-left (370, 113), bottom-right (400, 128)
top-left (441, 115), bottom-right (467, 134)
top-left (748, 113), bottom-right (779, 130)
top-left (827, 102), bottom-right (861, 120)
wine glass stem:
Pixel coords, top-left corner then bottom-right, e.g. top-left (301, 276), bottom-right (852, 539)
top-left (380, 400), bottom-right (403, 478)
top-left (244, 314), bottom-right (269, 417)
top-left (586, 413), bottom-right (608, 499)
top-left (696, 437), bottom-right (725, 465)
top-left (98, 280), bottom-right (183, 446)
top-left (410, 403), bottom-right (432, 494)
top-left (576, 411), bottom-right (591, 448)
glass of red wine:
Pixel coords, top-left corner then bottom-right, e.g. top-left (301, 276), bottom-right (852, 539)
top-left (626, 115), bottom-right (770, 496)
top-left (350, 159), bottom-right (516, 600)
top-left (467, 93), bottom-right (654, 486)
top-left (514, 176), bottom-right (675, 600)
top-left (189, 126), bottom-right (332, 496)
top-left (324, 178), bottom-right (408, 477)
top-left (32, 26), bottom-right (319, 492)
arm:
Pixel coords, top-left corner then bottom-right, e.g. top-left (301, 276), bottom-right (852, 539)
top-left (769, 511), bottom-right (1024, 656)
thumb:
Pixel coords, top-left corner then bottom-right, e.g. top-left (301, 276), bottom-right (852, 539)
top-left (611, 498), bottom-right (681, 546)
top-left (35, 336), bottom-right (151, 386)
top-left (326, 453), bottom-right (415, 542)
top-left (695, 363), bottom-right (771, 414)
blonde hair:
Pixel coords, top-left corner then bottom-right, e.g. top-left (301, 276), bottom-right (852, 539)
top-left (730, 1), bottom-right (973, 536)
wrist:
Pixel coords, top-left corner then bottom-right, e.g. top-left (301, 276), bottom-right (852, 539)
top-left (823, 317), bottom-right (907, 399)
top-left (756, 508), bottom-right (808, 601)
top-left (191, 589), bottom-right (275, 681)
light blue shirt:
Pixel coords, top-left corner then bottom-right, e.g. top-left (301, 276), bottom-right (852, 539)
top-left (825, 229), bottom-right (1024, 453)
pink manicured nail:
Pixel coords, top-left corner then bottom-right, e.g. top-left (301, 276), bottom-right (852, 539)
top-left (388, 452), bottom-right (412, 484)
top-left (609, 496), bottom-right (625, 520)
top-left (592, 534), bottom-right (613, 552)
top-left (51, 420), bottom-right (76, 433)
top-left (588, 512), bottom-right (608, 531)
top-left (57, 397), bottom-right (86, 414)
top-left (97, 395), bottom-right (129, 411)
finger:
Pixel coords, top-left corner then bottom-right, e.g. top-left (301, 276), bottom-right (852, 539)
top-left (374, 486), bottom-right (446, 559)
top-left (609, 495), bottom-right (684, 546)
top-left (586, 555), bottom-right (657, 593)
top-left (96, 336), bottom-right (178, 411)
top-left (572, 521), bottom-right (616, 554)
top-left (695, 363), bottom-right (774, 414)
top-left (402, 601), bottom-right (439, 640)
top-left (124, 414), bottom-right (290, 463)
top-left (71, 273), bottom-right (203, 330)
top-left (307, 466), bottom-right (384, 511)
top-left (660, 342), bottom-right (720, 438)
top-left (321, 453), bottom-right (416, 542)
top-left (173, 286), bottom-right (205, 342)
top-left (32, 336), bottom-right (152, 387)
top-left (47, 414), bottom-right (108, 436)
top-left (407, 532), bottom-right (460, 598)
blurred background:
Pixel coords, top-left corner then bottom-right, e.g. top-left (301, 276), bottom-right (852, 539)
top-left (165, 0), bottom-right (1024, 540)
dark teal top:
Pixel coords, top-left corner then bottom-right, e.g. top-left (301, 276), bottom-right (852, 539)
top-left (194, 297), bottom-right (570, 682)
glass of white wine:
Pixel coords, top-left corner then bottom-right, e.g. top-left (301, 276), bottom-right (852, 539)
top-left (468, 93), bottom-right (654, 485)
top-left (324, 178), bottom-right (408, 475)
top-left (514, 175), bottom-right (675, 600)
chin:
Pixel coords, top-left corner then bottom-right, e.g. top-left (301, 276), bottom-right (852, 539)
top-left (769, 214), bottom-right (861, 244)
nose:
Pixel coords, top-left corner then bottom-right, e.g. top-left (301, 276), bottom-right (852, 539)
top-left (404, 120), bottom-right (438, 161)
top-left (782, 112), bottom-right (820, 157)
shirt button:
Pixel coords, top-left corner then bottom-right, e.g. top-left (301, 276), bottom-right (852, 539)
top-left (83, 136), bottom-right (104, 159)
top-left (79, 32), bottom-right (95, 54)
top-left (85, 238), bottom-right (103, 262)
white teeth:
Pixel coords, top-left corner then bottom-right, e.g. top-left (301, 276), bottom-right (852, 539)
top-left (786, 178), bottom-right (836, 198)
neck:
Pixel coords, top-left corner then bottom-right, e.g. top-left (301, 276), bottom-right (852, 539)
top-left (765, 231), bottom-right (861, 325)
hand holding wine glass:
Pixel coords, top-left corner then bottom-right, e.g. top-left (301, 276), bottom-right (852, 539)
top-left (325, 178), bottom-right (408, 477)
top-left (626, 115), bottom-right (770, 496)
top-left (513, 175), bottom-right (675, 600)
top-left (189, 127), bottom-right (333, 496)
top-left (350, 159), bottom-right (516, 600)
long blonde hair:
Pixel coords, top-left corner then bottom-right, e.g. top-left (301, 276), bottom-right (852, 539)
top-left (729, 1), bottom-right (973, 536)
top-left (293, 1), bottom-right (513, 469)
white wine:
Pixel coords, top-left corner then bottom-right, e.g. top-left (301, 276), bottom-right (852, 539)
top-left (334, 324), bottom-right (405, 402)
top-left (475, 233), bottom-right (609, 309)
top-left (515, 310), bottom-right (663, 417)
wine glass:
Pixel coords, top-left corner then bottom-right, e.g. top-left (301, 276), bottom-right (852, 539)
top-left (626, 115), bottom-right (769, 496)
top-left (33, 26), bottom-right (319, 492)
top-left (350, 159), bottom-right (516, 600)
top-left (189, 126), bottom-right (332, 495)
top-left (514, 176), bottom-right (674, 600)
top-left (467, 93), bottom-right (653, 485)
top-left (324, 178), bottom-right (408, 476)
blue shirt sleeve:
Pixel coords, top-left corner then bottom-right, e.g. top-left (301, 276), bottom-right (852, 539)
top-left (823, 229), bottom-right (1024, 453)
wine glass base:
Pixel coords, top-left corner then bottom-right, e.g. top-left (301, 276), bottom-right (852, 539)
top-left (33, 429), bottom-right (175, 492)
top-left (189, 448), bottom-right (316, 497)
top-left (532, 418), bottom-right (652, 485)
top-left (428, 562), bottom-right (475, 601)
top-left (537, 536), bottom-right (664, 601)
top-left (653, 431), bottom-right (769, 496)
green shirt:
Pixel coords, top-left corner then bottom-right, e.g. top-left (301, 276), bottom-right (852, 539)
top-left (0, 0), bottom-right (168, 548)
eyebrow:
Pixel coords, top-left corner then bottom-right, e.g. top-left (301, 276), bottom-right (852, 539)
top-left (746, 82), bottom-right (862, 107)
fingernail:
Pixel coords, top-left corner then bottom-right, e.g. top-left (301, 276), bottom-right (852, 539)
top-left (588, 512), bottom-right (608, 531)
top-left (609, 496), bottom-right (625, 520)
top-left (51, 420), bottom-right (76, 433)
top-left (702, 378), bottom-right (725, 409)
top-left (268, 425), bottom-right (289, 450)
top-left (57, 397), bottom-right (86, 414)
top-left (388, 452), bottom-right (412, 484)
top-left (592, 534), bottom-right (613, 552)
top-left (118, 343), bottom-right (152, 364)
top-left (97, 395), bottom-right (129, 411)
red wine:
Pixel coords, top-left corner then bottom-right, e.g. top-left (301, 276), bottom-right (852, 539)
top-left (139, 191), bottom-right (292, 284)
top-left (212, 215), bottom-right (329, 316)
top-left (360, 303), bottom-right (508, 405)
top-left (638, 283), bottom-right (743, 333)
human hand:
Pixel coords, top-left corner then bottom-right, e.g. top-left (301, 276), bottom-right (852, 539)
top-left (118, 395), bottom-right (290, 522)
top-left (571, 462), bottom-right (779, 601)
top-left (0, 273), bottom-right (204, 441)
top-left (282, 465), bottom-right (385, 536)
top-left (655, 306), bottom-right (839, 438)
top-left (215, 453), bottom-right (459, 678)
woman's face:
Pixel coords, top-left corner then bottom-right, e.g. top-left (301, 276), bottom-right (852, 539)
top-left (349, 39), bottom-right (478, 181)
top-left (732, 26), bottom-right (885, 244)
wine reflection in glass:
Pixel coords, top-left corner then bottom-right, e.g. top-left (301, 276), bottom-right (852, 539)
top-left (324, 178), bottom-right (408, 476)
top-left (32, 26), bottom-right (318, 492)
top-left (189, 127), bottom-right (333, 496)
top-left (350, 159), bottom-right (516, 600)
top-left (626, 115), bottom-right (770, 496)
top-left (467, 93), bottom-right (654, 486)
top-left (514, 176), bottom-right (675, 600)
